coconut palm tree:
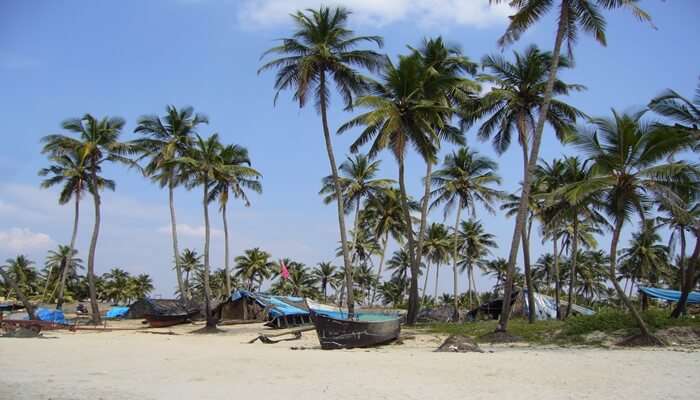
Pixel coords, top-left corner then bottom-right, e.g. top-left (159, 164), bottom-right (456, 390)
top-left (38, 149), bottom-right (96, 310)
top-left (313, 262), bottom-right (336, 301)
top-left (429, 146), bottom-right (503, 318)
top-left (0, 258), bottom-right (36, 319)
top-left (177, 248), bottom-right (202, 299)
top-left (134, 105), bottom-right (208, 299)
top-left (564, 109), bottom-right (696, 343)
top-left (649, 78), bottom-right (700, 151)
top-left (42, 114), bottom-right (135, 323)
top-left (208, 144), bottom-right (263, 295)
top-left (457, 220), bottom-right (497, 308)
top-left (129, 274), bottom-right (154, 301)
top-left (234, 248), bottom-right (274, 291)
top-left (340, 51), bottom-right (466, 324)
top-left (488, 0), bottom-right (652, 333)
top-left (178, 133), bottom-right (228, 329)
top-left (574, 250), bottom-right (609, 304)
top-left (320, 154), bottom-right (394, 247)
top-left (421, 223), bottom-right (452, 299)
top-left (378, 277), bottom-right (407, 307)
top-left (259, 6), bottom-right (384, 316)
top-left (481, 258), bottom-right (510, 296)
top-left (387, 248), bottom-right (414, 283)
top-left (102, 268), bottom-right (131, 304)
top-left (42, 245), bottom-right (82, 304)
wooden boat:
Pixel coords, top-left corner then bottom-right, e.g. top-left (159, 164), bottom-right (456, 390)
top-left (143, 310), bottom-right (198, 328)
top-left (139, 299), bottom-right (200, 328)
top-left (306, 299), bottom-right (401, 350)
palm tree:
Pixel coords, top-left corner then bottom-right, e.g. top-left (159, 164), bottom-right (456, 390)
top-left (42, 245), bottom-right (82, 304)
top-left (208, 144), bottom-right (263, 295)
top-left (340, 49), bottom-right (467, 323)
top-left (42, 114), bottom-right (135, 323)
top-left (38, 149), bottom-right (95, 310)
top-left (0, 258), bottom-right (36, 319)
top-left (387, 248), bottom-right (414, 283)
top-left (313, 262), bottom-right (336, 301)
top-left (177, 248), bottom-right (202, 299)
top-left (457, 220), bottom-right (497, 308)
top-left (378, 277), bottom-right (407, 307)
top-left (421, 223), bottom-right (451, 299)
top-left (234, 248), bottom-right (274, 291)
top-left (481, 258), bottom-right (510, 296)
top-left (488, 0), bottom-right (652, 333)
top-left (574, 250), bottom-right (608, 304)
top-left (564, 110), bottom-right (696, 343)
top-left (102, 268), bottom-right (131, 304)
top-left (179, 133), bottom-right (228, 329)
top-left (320, 154), bottom-right (394, 248)
top-left (129, 274), bottom-right (154, 301)
top-left (259, 6), bottom-right (384, 316)
top-left (134, 105), bottom-right (208, 299)
top-left (430, 146), bottom-right (503, 318)
top-left (649, 78), bottom-right (700, 151)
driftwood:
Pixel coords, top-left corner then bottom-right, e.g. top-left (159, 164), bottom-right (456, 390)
top-left (218, 319), bottom-right (260, 326)
top-left (248, 326), bottom-right (314, 344)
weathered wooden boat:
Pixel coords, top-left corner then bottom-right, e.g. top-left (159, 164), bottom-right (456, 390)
top-left (306, 299), bottom-right (401, 350)
top-left (143, 312), bottom-right (198, 328)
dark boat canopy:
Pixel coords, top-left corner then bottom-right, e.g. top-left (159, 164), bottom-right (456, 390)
top-left (127, 299), bottom-right (200, 319)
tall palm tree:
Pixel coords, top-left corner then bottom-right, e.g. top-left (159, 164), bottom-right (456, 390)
top-left (234, 248), bottom-right (274, 291)
top-left (38, 150), bottom-right (95, 310)
top-left (430, 146), bottom-right (503, 318)
top-left (259, 6), bottom-right (384, 316)
top-left (179, 133), bottom-right (228, 329)
top-left (134, 105), bottom-right (208, 299)
top-left (42, 114), bottom-right (135, 323)
top-left (457, 220), bottom-right (497, 308)
top-left (564, 110), bottom-right (696, 343)
top-left (320, 154), bottom-right (394, 249)
top-left (421, 223), bottom-right (451, 299)
top-left (208, 144), bottom-right (263, 295)
top-left (488, 0), bottom-right (652, 333)
top-left (313, 262), bottom-right (336, 301)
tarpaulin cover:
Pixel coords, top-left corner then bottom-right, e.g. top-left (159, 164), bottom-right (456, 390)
top-left (231, 290), bottom-right (308, 318)
top-left (639, 287), bottom-right (700, 304)
top-left (523, 290), bottom-right (595, 320)
top-left (35, 308), bottom-right (67, 324)
top-left (105, 306), bottom-right (130, 319)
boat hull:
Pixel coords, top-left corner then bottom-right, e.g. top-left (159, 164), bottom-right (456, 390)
top-left (143, 312), bottom-right (196, 328)
top-left (308, 309), bottom-right (401, 350)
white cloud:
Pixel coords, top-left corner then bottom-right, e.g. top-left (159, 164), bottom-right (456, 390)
top-left (0, 228), bottom-right (54, 252)
top-left (158, 224), bottom-right (223, 238)
top-left (237, 0), bottom-right (512, 29)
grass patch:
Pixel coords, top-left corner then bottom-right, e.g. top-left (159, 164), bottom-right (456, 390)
top-left (421, 319), bottom-right (564, 344)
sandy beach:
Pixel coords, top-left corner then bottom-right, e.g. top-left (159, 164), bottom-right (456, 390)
top-left (1, 322), bottom-right (698, 400)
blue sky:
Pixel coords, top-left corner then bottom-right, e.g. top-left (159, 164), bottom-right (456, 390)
top-left (1, 0), bottom-right (698, 297)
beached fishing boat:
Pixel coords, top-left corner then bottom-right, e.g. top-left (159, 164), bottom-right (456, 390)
top-left (306, 299), bottom-right (401, 350)
top-left (137, 299), bottom-right (200, 328)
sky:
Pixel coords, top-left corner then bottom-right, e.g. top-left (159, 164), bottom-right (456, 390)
top-left (1, 0), bottom-right (699, 298)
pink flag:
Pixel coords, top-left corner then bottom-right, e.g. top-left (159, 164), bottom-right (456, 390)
top-left (280, 259), bottom-right (290, 280)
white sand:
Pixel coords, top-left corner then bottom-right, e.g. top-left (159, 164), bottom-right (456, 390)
top-left (1, 322), bottom-right (698, 400)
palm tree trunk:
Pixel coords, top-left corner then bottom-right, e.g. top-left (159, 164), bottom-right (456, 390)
top-left (497, 3), bottom-right (569, 333)
top-left (519, 130), bottom-right (536, 324)
top-left (371, 232), bottom-right (389, 306)
top-left (319, 71), bottom-right (354, 316)
top-left (0, 268), bottom-right (35, 319)
top-left (57, 192), bottom-right (80, 310)
top-left (609, 219), bottom-right (658, 341)
top-left (422, 263), bottom-right (430, 298)
top-left (434, 263), bottom-right (441, 299)
top-left (41, 265), bottom-right (53, 303)
top-left (222, 201), bottom-right (231, 295)
top-left (169, 180), bottom-right (186, 300)
top-left (565, 218), bottom-right (580, 319)
top-left (87, 163), bottom-right (101, 324)
top-left (409, 161), bottom-right (434, 323)
top-left (397, 156), bottom-right (418, 323)
top-left (452, 204), bottom-right (462, 321)
top-left (469, 266), bottom-right (477, 308)
top-left (202, 180), bottom-right (216, 329)
top-left (554, 236), bottom-right (561, 319)
top-left (679, 228), bottom-right (686, 290)
top-left (671, 229), bottom-right (699, 318)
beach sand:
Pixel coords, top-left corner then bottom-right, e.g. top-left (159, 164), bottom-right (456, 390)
top-left (1, 322), bottom-right (698, 400)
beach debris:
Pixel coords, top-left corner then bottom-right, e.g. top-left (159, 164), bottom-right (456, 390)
top-left (248, 326), bottom-right (314, 344)
top-left (435, 335), bottom-right (484, 353)
top-left (417, 305), bottom-right (459, 323)
top-left (2, 325), bottom-right (42, 338)
top-left (478, 331), bottom-right (522, 344)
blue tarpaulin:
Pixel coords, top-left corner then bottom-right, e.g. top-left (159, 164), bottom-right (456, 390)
top-left (639, 287), bottom-right (700, 304)
top-left (229, 290), bottom-right (312, 328)
top-left (35, 308), bottom-right (67, 324)
top-left (105, 306), bottom-right (130, 319)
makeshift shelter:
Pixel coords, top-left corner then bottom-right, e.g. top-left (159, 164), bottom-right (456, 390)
top-left (416, 305), bottom-right (458, 323)
top-left (638, 287), bottom-right (700, 304)
top-left (213, 290), bottom-right (312, 328)
top-left (126, 299), bottom-right (200, 319)
top-left (467, 290), bottom-right (594, 321)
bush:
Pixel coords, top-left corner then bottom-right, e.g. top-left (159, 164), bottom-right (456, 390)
top-left (562, 307), bottom-right (699, 336)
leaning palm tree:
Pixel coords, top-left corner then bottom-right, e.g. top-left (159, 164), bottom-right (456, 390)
top-left (42, 114), bottom-right (135, 323)
top-left (134, 105), bottom-right (208, 299)
top-left (320, 154), bottom-right (394, 251)
top-left (563, 110), bottom-right (696, 344)
top-left (179, 133), bottom-right (228, 329)
top-left (38, 149), bottom-right (95, 309)
top-left (488, 0), bottom-right (652, 333)
top-left (462, 44), bottom-right (584, 327)
top-left (429, 146), bottom-right (503, 318)
top-left (208, 144), bottom-right (263, 295)
top-left (340, 53), bottom-right (460, 324)
top-left (457, 220), bottom-right (497, 308)
top-left (259, 6), bottom-right (384, 316)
